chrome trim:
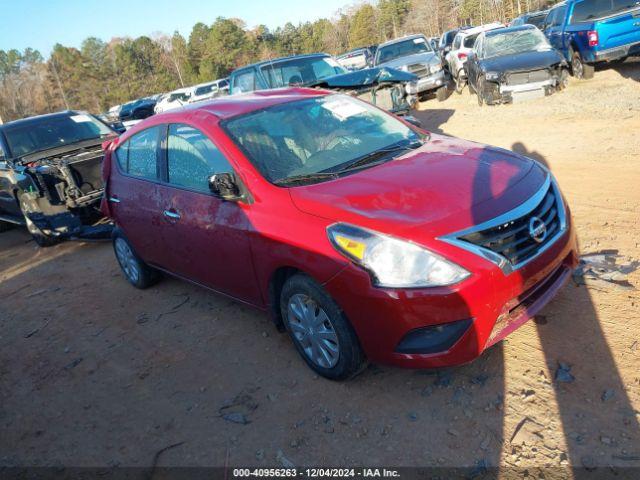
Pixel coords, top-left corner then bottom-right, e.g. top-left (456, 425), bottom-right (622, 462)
top-left (439, 174), bottom-right (567, 275)
top-left (108, 196), bottom-right (120, 203)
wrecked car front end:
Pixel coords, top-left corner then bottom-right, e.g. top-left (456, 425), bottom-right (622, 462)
top-left (15, 141), bottom-right (114, 241)
top-left (309, 67), bottom-right (419, 116)
top-left (480, 64), bottom-right (568, 104)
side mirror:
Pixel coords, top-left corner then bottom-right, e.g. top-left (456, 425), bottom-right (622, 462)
top-left (209, 172), bottom-right (242, 201)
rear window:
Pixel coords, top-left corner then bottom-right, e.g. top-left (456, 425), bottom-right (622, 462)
top-left (115, 126), bottom-right (161, 181)
top-left (571, 0), bottom-right (637, 23)
top-left (463, 34), bottom-right (479, 48)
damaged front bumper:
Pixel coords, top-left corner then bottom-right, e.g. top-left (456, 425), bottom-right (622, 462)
top-left (405, 69), bottom-right (446, 94)
top-left (482, 69), bottom-right (567, 105)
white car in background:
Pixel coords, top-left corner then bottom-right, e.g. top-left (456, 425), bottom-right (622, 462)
top-left (189, 78), bottom-right (229, 104)
top-left (154, 87), bottom-right (192, 114)
top-left (446, 23), bottom-right (504, 91)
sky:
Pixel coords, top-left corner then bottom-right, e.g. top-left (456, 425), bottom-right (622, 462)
top-left (0, 0), bottom-right (352, 56)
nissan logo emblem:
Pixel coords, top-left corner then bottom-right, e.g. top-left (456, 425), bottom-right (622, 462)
top-left (529, 217), bottom-right (547, 243)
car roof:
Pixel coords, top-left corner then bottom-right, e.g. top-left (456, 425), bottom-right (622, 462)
top-left (377, 34), bottom-right (426, 48)
top-left (457, 22), bottom-right (504, 36)
top-left (232, 53), bottom-right (330, 73)
top-left (0, 110), bottom-right (84, 129)
top-left (485, 24), bottom-right (536, 37)
top-left (161, 87), bottom-right (330, 120)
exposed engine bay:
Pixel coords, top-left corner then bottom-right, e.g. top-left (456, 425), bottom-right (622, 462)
top-left (17, 145), bottom-right (112, 240)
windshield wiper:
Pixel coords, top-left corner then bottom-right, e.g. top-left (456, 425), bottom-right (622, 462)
top-left (336, 140), bottom-right (424, 173)
top-left (273, 172), bottom-right (340, 186)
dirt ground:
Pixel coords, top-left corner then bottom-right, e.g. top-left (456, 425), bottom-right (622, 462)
top-left (1, 59), bottom-right (639, 476)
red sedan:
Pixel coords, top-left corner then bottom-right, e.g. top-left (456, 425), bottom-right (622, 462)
top-left (101, 88), bottom-right (578, 380)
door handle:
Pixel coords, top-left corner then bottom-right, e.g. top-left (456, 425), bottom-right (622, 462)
top-left (108, 196), bottom-right (120, 203)
top-left (163, 209), bottom-right (181, 220)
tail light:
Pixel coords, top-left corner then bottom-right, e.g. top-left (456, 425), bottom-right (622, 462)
top-left (588, 30), bottom-right (599, 47)
top-left (457, 52), bottom-right (467, 60)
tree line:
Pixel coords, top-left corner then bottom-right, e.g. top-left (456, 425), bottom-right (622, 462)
top-left (0, 0), bottom-right (553, 122)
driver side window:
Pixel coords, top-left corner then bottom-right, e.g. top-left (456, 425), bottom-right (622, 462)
top-left (167, 124), bottom-right (233, 193)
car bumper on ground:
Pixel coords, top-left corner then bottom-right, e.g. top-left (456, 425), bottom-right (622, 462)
top-left (406, 70), bottom-right (446, 94)
top-left (324, 220), bottom-right (578, 369)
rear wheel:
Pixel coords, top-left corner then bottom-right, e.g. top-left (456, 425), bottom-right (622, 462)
top-left (112, 231), bottom-right (160, 289)
top-left (571, 48), bottom-right (595, 79)
top-left (280, 274), bottom-right (366, 380)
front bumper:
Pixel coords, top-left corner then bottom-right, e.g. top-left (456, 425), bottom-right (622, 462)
top-left (484, 77), bottom-right (561, 105)
top-left (406, 70), bottom-right (446, 94)
top-left (324, 218), bottom-right (578, 368)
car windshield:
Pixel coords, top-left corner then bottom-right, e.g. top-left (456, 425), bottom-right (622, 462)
top-left (169, 93), bottom-right (190, 102)
top-left (224, 94), bottom-right (423, 185)
top-left (195, 84), bottom-right (215, 96)
top-left (4, 113), bottom-right (112, 158)
top-left (260, 57), bottom-right (346, 88)
top-left (483, 29), bottom-right (551, 58)
top-left (376, 37), bottom-right (432, 64)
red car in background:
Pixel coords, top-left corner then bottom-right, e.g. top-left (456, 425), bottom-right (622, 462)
top-left (101, 88), bottom-right (578, 380)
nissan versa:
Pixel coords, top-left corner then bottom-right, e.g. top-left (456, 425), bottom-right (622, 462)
top-left (101, 88), bottom-right (578, 380)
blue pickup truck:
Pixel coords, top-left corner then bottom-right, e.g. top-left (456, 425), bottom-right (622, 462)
top-left (544, 0), bottom-right (640, 78)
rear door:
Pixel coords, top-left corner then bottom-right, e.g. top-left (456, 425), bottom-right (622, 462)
top-left (571, 0), bottom-right (640, 50)
top-left (545, 5), bottom-right (569, 53)
top-left (155, 122), bottom-right (261, 304)
top-left (108, 125), bottom-right (167, 265)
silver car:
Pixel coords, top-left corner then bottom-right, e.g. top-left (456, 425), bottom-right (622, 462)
top-left (373, 34), bottom-right (447, 99)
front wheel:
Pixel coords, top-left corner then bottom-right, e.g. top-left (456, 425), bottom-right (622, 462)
top-left (476, 76), bottom-right (485, 106)
top-left (19, 197), bottom-right (58, 247)
top-left (571, 49), bottom-right (595, 79)
top-left (280, 274), bottom-right (366, 380)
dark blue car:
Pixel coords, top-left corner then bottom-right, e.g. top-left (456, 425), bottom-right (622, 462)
top-left (544, 0), bottom-right (640, 78)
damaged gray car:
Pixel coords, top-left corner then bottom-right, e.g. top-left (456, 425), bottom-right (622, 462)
top-left (228, 53), bottom-right (419, 117)
top-left (0, 111), bottom-right (116, 246)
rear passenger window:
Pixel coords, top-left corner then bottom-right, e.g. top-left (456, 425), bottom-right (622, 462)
top-left (167, 124), bottom-right (233, 193)
top-left (114, 126), bottom-right (160, 180)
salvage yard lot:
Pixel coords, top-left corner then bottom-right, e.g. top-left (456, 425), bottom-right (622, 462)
top-left (1, 60), bottom-right (639, 472)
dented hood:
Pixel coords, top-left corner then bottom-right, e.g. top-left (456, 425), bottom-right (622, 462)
top-left (309, 67), bottom-right (417, 89)
top-left (289, 134), bottom-right (547, 238)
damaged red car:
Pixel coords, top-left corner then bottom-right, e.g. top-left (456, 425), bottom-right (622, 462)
top-left (101, 88), bottom-right (578, 380)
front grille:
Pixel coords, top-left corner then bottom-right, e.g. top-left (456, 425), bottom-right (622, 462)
top-left (459, 182), bottom-right (563, 267)
top-left (407, 63), bottom-right (429, 77)
top-left (506, 69), bottom-right (550, 86)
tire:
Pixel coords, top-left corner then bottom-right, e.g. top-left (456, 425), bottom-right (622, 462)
top-left (558, 68), bottom-right (570, 90)
top-left (476, 76), bottom-right (485, 106)
top-left (112, 230), bottom-right (161, 289)
top-left (435, 85), bottom-right (448, 102)
top-left (19, 197), bottom-right (59, 247)
top-left (454, 75), bottom-right (465, 94)
top-left (280, 273), bottom-right (366, 380)
top-left (570, 48), bottom-right (595, 79)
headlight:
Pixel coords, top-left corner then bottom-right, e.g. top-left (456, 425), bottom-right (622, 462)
top-left (327, 223), bottom-right (470, 288)
top-left (485, 71), bottom-right (500, 81)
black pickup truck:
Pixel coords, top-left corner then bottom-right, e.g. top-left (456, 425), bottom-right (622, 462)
top-left (0, 111), bottom-right (116, 246)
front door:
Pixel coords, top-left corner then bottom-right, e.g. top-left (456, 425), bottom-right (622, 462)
top-left (155, 123), bottom-right (261, 305)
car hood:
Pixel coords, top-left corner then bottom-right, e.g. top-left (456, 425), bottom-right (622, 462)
top-left (481, 49), bottom-right (565, 74)
top-left (289, 134), bottom-right (547, 239)
top-left (308, 67), bottom-right (417, 89)
top-left (377, 52), bottom-right (438, 69)
top-left (19, 137), bottom-right (110, 163)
